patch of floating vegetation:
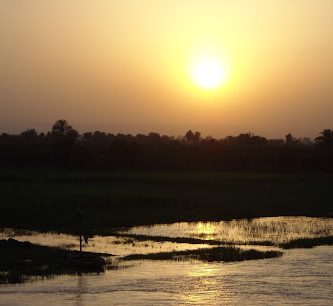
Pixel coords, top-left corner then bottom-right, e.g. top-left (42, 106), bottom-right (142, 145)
top-left (114, 233), bottom-right (333, 250)
top-left (0, 239), bottom-right (114, 284)
top-left (112, 233), bottom-right (222, 245)
top-left (112, 233), bottom-right (275, 247)
top-left (123, 246), bottom-right (282, 262)
top-left (280, 236), bottom-right (333, 249)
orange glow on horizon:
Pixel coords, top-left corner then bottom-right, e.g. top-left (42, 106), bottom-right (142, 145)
top-left (1, 1), bottom-right (333, 137)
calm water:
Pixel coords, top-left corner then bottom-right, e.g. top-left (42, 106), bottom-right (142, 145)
top-left (1, 217), bottom-right (333, 305)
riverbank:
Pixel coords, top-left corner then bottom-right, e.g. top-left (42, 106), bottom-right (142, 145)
top-left (0, 238), bottom-right (113, 284)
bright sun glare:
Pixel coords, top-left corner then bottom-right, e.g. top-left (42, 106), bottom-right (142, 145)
top-left (191, 57), bottom-right (228, 90)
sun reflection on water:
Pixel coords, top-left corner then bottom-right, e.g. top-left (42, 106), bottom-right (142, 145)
top-left (195, 222), bottom-right (216, 239)
top-left (181, 263), bottom-right (233, 305)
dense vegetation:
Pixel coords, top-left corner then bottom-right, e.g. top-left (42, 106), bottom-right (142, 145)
top-left (1, 119), bottom-right (333, 172)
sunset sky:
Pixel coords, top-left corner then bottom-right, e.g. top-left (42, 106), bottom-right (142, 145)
top-left (1, 1), bottom-right (332, 138)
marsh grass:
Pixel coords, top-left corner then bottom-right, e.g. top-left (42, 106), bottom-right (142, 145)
top-left (115, 233), bottom-right (333, 250)
top-left (280, 236), bottom-right (333, 249)
top-left (123, 246), bottom-right (282, 262)
top-left (112, 233), bottom-right (275, 247)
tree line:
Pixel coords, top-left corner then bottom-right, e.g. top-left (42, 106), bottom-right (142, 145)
top-left (1, 119), bottom-right (333, 172)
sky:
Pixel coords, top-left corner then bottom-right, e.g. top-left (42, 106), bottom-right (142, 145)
top-left (1, 0), bottom-right (333, 138)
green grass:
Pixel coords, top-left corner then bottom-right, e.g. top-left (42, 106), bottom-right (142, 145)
top-left (0, 169), bottom-right (332, 234)
top-left (123, 246), bottom-right (283, 262)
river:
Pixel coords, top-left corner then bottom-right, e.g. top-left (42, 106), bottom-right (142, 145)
top-left (1, 217), bottom-right (333, 305)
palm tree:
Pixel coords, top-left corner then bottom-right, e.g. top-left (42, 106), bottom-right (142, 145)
top-left (52, 119), bottom-right (71, 136)
top-left (51, 119), bottom-right (79, 140)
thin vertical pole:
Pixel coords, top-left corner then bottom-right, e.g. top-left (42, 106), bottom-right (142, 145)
top-left (79, 229), bottom-right (82, 253)
top-left (78, 203), bottom-right (83, 254)
top-left (80, 209), bottom-right (83, 253)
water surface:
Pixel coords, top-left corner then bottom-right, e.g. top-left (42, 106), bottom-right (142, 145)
top-left (1, 217), bottom-right (333, 305)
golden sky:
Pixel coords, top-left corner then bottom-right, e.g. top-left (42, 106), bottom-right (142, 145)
top-left (1, 0), bottom-right (333, 138)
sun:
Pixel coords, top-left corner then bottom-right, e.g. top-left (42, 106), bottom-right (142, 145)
top-left (190, 57), bottom-right (228, 90)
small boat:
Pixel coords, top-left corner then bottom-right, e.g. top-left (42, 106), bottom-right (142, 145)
top-left (67, 252), bottom-right (106, 269)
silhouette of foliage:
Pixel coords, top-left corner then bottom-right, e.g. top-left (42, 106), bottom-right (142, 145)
top-left (0, 121), bottom-right (333, 171)
top-left (315, 129), bottom-right (333, 150)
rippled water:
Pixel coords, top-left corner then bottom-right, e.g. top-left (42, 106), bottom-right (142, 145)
top-left (1, 217), bottom-right (333, 305)
top-left (1, 247), bottom-right (333, 305)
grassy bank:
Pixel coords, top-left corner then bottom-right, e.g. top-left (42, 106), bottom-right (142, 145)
top-left (0, 169), bottom-right (332, 233)
top-left (0, 239), bottom-right (110, 284)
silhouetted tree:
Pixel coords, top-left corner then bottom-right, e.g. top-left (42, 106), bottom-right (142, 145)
top-left (185, 130), bottom-right (200, 144)
top-left (185, 130), bottom-right (194, 143)
top-left (50, 120), bottom-right (79, 167)
top-left (285, 133), bottom-right (298, 146)
top-left (237, 133), bottom-right (252, 145)
top-left (20, 129), bottom-right (38, 140)
top-left (315, 129), bottom-right (333, 147)
top-left (52, 119), bottom-right (79, 140)
top-left (3, 121), bottom-right (333, 172)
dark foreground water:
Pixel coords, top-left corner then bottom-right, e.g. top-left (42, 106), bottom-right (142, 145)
top-left (1, 217), bottom-right (333, 305)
